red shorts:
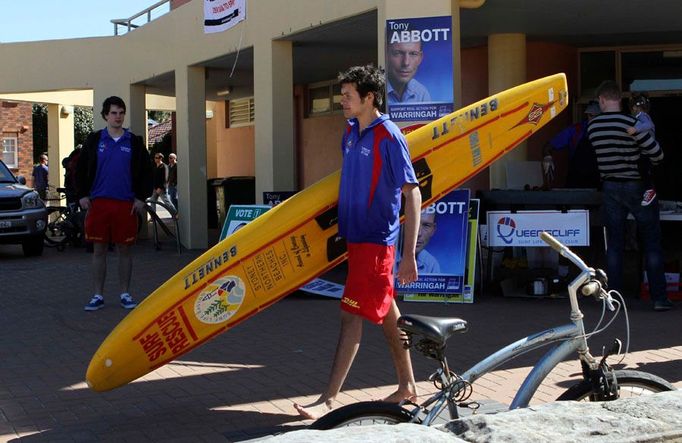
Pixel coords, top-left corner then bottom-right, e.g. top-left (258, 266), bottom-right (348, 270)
top-left (84, 198), bottom-right (138, 245)
top-left (340, 242), bottom-right (396, 324)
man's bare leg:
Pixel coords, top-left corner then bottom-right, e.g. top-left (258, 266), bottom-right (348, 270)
top-left (117, 243), bottom-right (132, 294)
top-left (294, 311), bottom-right (363, 420)
top-left (381, 299), bottom-right (417, 403)
top-left (92, 243), bottom-right (108, 295)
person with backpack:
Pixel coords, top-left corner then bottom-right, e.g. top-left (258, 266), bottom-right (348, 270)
top-left (543, 101), bottom-right (601, 189)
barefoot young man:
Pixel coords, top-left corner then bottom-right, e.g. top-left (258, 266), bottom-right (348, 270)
top-left (294, 65), bottom-right (421, 420)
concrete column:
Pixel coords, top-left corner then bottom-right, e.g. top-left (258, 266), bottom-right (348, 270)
top-left (254, 39), bottom-right (295, 197)
top-left (175, 65), bottom-right (208, 249)
top-left (129, 84), bottom-right (147, 146)
top-left (488, 33), bottom-right (526, 189)
top-left (451, 0), bottom-right (462, 110)
top-left (92, 84), bottom-right (139, 131)
top-left (46, 104), bottom-right (74, 190)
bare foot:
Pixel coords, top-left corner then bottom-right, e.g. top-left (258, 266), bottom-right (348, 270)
top-left (293, 399), bottom-right (333, 420)
top-left (382, 388), bottom-right (417, 404)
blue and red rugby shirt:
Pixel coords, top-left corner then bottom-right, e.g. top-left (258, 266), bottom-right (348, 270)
top-left (338, 114), bottom-right (418, 246)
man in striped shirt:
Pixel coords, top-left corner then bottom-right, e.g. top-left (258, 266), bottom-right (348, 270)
top-left (587, 80), bottom-right (672, 311)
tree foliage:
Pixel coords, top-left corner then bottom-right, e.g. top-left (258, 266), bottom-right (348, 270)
top-left (32, 104), bottom-right (48, 163)
top-left (74, 106), bottom-right (94, 147)
top-left (31, 104), bottom-right (94, 161)
top-left (148, 110), bottom-right (172, 123)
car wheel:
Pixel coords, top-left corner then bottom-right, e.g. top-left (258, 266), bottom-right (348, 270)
top-left (22, 235), bottom-right (45, 256)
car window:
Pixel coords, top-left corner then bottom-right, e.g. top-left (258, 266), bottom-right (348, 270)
top-left (0, 160), bottom-right (18, 183)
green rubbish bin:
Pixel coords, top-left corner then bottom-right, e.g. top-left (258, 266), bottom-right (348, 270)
top-left (211, 176), bottom-right (255, 230)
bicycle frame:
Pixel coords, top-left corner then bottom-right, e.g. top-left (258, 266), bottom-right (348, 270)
top-left (410, 238), bottom-right (602, 424)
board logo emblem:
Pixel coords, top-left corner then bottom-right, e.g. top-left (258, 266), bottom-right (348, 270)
top-left (525, 103), bottom-right (545, 125)
top-left (512, 101), bottom-right (555, 129)
top-left (496, 216), bottom-right (516, 244)
top-left (194, 276), bottom-right (246, 324)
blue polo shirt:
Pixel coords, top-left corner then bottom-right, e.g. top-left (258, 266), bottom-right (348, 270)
top-left (387, 78), bottom-right (431, 104)
top-left (338, 114), bottom-right (418, 246)
top-left (90, 129), bottom-right (135, 202)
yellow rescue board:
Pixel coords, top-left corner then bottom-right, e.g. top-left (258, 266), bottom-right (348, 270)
top-left (86, 74), bottom-right (568, 391)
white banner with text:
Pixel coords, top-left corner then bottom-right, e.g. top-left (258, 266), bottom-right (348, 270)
top-left (204, 0), bottom-right (246, 34)
top-left (486, 210), bottom-right (589, 247)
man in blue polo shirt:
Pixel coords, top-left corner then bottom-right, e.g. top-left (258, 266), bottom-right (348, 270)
top-left (295, 65), bottom-right (421, 420)
top-left (76, 96), bottom-right (152, 311)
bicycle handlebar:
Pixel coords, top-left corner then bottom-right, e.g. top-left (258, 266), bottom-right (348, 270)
top-left (580, 281), bottom-right (600, 297)
top-left (540, 231), bottom-right (563, 252)
top-left (542, 232), bottom-right (617, 311)
top-left (540, 232), bottom-right (589, 272)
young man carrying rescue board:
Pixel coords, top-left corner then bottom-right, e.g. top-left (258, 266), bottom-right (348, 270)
top-left (85, 74), bottom-right (568, 393)
top-left (294, 65), bottom-right (422, 420)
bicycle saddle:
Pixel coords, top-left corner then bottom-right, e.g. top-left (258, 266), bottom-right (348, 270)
top-left (398, 315), bottom-right (468, 346)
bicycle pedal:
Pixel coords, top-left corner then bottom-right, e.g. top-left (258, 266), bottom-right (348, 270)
top-left (398, 398), bottom-right (419, 408)
top-left (457, 401), bottom-right (480, 413)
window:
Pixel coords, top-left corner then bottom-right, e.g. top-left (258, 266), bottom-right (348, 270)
top-left (579, 51), bottom-right (616, 99)
top-left (2, 137), bottom-right (17, 168)
top-left (227, 97), bottom-right (255, 128)
top-left (307, 80), bottom-right (342, 116)
top-left (622, 50), bottom-right (682, 92)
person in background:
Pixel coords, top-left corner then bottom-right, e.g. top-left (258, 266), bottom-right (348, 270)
top-left (294, 64), bottom-right (421, 420)
top-left (587, 81), bottom-right (672, 312)
top-left (167, 153), bottom-right (178, 211)
top-left (150, 152), bottom-right (176, 216)
top-left (627, 94), bottom-right (657, 206)
top-left (62, 145), bottom-right (82, 205)
top-left (386, 40), bottom-right (430, 105)
top-left (543, 102), bottom-right (601, 189)
top-left (32, 154), bottom-right (49, 199)
top-left (76, 96), bottom-right (152, 311)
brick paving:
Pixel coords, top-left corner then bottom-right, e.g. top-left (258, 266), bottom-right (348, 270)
top-left (1, 231), bottom-right (680, 442)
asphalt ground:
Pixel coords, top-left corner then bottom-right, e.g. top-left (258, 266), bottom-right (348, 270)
top-left (1, 226), bottom-right (680, 442)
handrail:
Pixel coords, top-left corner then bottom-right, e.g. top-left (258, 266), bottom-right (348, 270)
top-left (145, 198), bottom-right (182, 253)
top-left (111, 0), bottom-right (171, 36)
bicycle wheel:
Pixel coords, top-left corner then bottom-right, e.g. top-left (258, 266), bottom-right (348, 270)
top-left (44, 208), bottom-right (69, 248)
top-left (309, 401), bottom-right (416, 430)
top-left (557, 370), bottom-right (675, 401)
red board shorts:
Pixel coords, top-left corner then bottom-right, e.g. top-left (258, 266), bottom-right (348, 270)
top-left (84, 198), bottom-right (138, 245)
top-left (340, 242), bottom-right (396, 324)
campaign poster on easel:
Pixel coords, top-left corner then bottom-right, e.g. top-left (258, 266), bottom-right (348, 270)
top-left (396, 189), bottom-right (470, 302)
top-left (462, 198), bottom-right (480, 303)
top-left (219, 204), bottom-right (271, 241)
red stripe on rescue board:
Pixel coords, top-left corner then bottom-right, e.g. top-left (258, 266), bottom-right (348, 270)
top-left (139, 99), bottom-right (535, 337)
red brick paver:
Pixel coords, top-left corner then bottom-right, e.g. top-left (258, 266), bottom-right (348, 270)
top-left (1, 236), bottom-right (680, 442)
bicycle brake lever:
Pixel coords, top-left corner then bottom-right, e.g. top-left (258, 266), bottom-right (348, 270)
top-left (601, 290), bottom-right (616, 311)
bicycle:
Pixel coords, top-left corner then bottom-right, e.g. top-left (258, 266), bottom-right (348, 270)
top-left (43, 187), bottom-right (84, 251)
top-left (311, 231), bottom-right (675, 429)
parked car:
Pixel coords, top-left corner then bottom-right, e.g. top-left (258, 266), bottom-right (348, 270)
top-left (0, 159), bottom-right (47, 256)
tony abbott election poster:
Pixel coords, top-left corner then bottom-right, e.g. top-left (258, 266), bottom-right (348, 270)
top-left (396, 189), bottom-right (470, 302)
top-left (385, 16), bottom-right (454, 123)
top-left (462, 198), bottom-right (480, 303)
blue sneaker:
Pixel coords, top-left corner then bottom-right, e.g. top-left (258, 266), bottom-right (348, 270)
top-left (85, 295), bottom-right (104, 311)
top-left (120, 293), bottom-right (137, 309)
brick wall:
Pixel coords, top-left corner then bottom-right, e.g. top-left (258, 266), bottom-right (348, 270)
top-left (1, 101), bottom-right (34, 182)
